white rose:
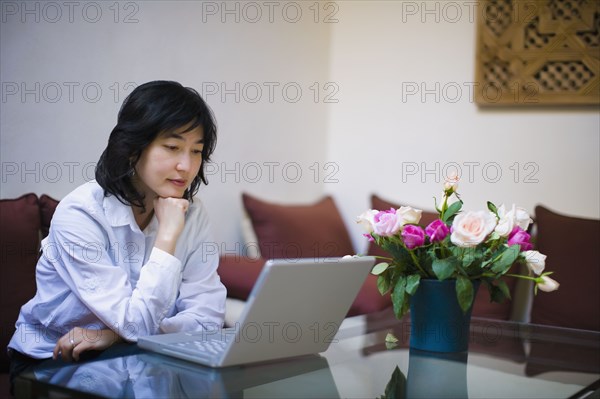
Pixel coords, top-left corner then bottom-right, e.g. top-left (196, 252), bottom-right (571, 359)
top-left (537, 275), bottom-right (560, 292)
top-left (495, 204), bottom-right (533, 237)
top-left (356, 209), bottom-right (378, 233)
top-left (495, 204), bottom-right (515, 237)
top-left (514, 207), bottom-right (533, 230)
top-left (523, 250), bottom-right (546, 275)
top-left (397, 206), bottom-right (422, 226)
top-left (451, 210), bottom-right (497, 248)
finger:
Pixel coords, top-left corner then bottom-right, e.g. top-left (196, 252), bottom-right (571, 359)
top-left (60, 343), bottom-right (73, 362)
top-left (72, 342), bottom-right (84, 362)
top-left (52, 342), bottom-right (60, 360)
top-left (63, 335), bottom-right (79, 362)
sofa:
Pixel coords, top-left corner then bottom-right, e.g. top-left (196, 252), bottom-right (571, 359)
top-left (2, 191), bottom-right (599, 395)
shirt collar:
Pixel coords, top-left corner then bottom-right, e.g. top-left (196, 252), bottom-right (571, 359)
top-left (103, 194), bottom-right (137, 228)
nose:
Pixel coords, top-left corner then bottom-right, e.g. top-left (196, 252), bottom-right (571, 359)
top-left (176, 154), bottom-right (191, 172)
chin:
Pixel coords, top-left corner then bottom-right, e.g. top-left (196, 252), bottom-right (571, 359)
top-left (157, 189), bottom-right (186, 199)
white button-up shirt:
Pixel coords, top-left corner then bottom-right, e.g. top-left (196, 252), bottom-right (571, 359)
top-left (9, 181), bottom-right (226, 358)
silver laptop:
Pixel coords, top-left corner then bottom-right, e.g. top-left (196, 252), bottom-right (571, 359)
top-left (138, 256), bottom-right (375, 367)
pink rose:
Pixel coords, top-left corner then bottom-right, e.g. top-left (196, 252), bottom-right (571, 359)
top-left (425, 219), bottom-right (450, 242)
top-left (373, 208), bottom-right (403, 237)
top-left (451, 210), bottom-right (497, 248)
top-left (401, 225), bottom-right (425, 249)
top-left (507, 226), bottom-right (533, 251)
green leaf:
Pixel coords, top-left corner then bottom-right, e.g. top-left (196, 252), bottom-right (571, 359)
top-left (379, 366), bottom-right (407, 399)
top-left (490, 245), bottom-right (520, 274)
top-left (405, 274), bottom-right (421, 295)
top-left (487, 201), bottom-right (498, 215)
top-left (372, 262), bottom-right (390, 275)
top-left (442, 200), bottom-right (463, 223)
top-left (456, 276), bottom-right (474, 313)
top-left (381, 241), bottom-right (410, 264)
top-left (432, 257), bottom-right (458, 280)
top-left (377, 274), bottom-right (391, 295)
top-left (385, 332), bottom-right (398, 343)
top-left (461, 248), bottom-right (479, 268)
top-left (392, 276), bottom-right (409, 319)
top-left (495, 280), bottom-right (511, 302)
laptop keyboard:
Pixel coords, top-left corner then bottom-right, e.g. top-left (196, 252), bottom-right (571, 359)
top-left (173, 337), bottom-right (229, 356)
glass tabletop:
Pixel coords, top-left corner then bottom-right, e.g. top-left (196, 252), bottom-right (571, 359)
top-left (15, 308), bottom-right (600, 398)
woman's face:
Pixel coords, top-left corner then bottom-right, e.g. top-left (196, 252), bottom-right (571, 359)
top-left (134, 124), bottom-right (204, 202)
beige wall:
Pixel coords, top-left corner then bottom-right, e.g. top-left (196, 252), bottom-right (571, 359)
top-left (1, 1), bottom-right (598, 253)
top-left (324, 1), bottom-right (600, 253)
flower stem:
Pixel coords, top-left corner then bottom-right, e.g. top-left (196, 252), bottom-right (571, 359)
top-left (505, 273), bottom-right (540, 283)
top-left (440, 192), bottom-right (449, 220)
top-left (408, 249), bottom-right (428, 277)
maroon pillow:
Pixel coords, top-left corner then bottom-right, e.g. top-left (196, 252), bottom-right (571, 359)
top-left (348, 274), bottom-right (392, 316)
top-left (0, 194), bottom-right (40, 372)
top-left (367, 194), bottom-right (515, 320)
top-left (39, 194), bottom-right (60, 238)
top-left (218, 255), bottom-right (391, 316)
top-left (218, 255), bottom-right (266, 301)
top-left (531, 205), bottom-right (600, 331)
top-left (242, 193), bottom-right (354, 260)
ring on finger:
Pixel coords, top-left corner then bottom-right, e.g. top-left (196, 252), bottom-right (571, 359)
top-left (69, 338), bottom-right (75, 347)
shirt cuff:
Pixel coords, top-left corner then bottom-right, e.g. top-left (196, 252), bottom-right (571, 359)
top-left (149, 247), bottom-right (183, 273)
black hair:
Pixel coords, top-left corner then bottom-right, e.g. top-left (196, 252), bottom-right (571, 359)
top-left (95, 80), bottom-right (217, 209)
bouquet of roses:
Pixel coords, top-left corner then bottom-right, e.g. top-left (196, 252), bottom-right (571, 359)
top-left (357, 180), bottom-right (559, 319)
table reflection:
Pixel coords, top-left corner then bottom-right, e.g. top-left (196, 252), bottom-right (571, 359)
top-left (29, 347), bottom-right (338, 399)
top-left (406, 349), bottom-right (469, 399)
top-left (378, 349), bottom-right (469, 399)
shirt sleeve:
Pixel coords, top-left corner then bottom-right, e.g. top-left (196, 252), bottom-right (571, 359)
top-left (46, 204), bottom-right (183, 340)
top-left (159, 201), bottom-right (227, 333)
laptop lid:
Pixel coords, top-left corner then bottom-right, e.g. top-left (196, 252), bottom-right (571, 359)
top-left (138, 256), bottom-right (374, 367)
top-left (220, 256), bottom-right (375, 366)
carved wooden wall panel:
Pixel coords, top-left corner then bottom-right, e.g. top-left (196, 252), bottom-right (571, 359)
top-left (475, 0), bottom-right (600, 105)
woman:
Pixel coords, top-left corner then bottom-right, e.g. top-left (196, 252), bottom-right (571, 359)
top-left (8, 81), bottom-right (226, 388)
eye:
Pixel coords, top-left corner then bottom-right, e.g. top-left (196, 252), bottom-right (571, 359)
top-left (164, 145), bottom-right (179, 151)
top-left (192, 148), bottom-right (203, 155)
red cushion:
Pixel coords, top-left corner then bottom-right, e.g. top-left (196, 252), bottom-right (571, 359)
top-left (531, 205), bottom-right (600, 331)
top-left (347, 274), bottom-right (392, 316)
top-left (242, 193), bottom-right (354, 259)
top-left (218, 255), bottom-right (391, 316)
top-left (367, 194), bottom-right (516, 320)
top-left (218, 255), bottom-right (266, 301)
top-left (39, 194), bottom-right (59, 238)
top-left (0, 194), bottom-right (40, 372)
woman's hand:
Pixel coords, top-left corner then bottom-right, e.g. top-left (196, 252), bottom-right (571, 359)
top-left (53, 327), bottom-right (123, 362)
top-left (153, 197), bottom-right (189, 255)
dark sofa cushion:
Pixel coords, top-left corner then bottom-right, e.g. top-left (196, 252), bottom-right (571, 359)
top-left (0, 193), bottom-right (40, 372)
top-left (39, 194), bottom-right (59, 238)
top-left (366, 194), bottom-right (516, 320)
top-left (531, 205), bottom-right (600, 331)
top-left (242, 193), bottom-right (354, 260)
top-left (218, 255), bottom-right (391, 316)
top-left (218, 255), bottom-right (266, 301)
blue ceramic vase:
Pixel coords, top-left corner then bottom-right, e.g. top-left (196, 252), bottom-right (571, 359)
top-left (409, 279), bottom-right (480, 353)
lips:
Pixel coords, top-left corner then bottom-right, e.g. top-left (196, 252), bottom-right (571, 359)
top-left (168, 178), bottom-right (187, 187)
